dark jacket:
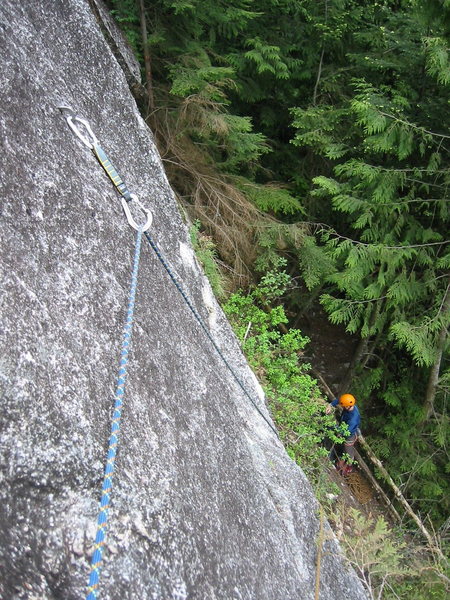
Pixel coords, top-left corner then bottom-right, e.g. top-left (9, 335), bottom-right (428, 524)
top-left (331, 398), bottom-right (361, 436)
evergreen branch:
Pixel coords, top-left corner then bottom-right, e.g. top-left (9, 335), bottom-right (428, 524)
top-left (359, 166), bottom-right (449, 175)
top-left (436, 281), bottom-right (450, 319)
top-left (377, 110), bottom-right (450, 141)
top-left (337, 295), bottom-right (389, 306)
top-left (376, 198), bottom-right (450, 206)
top-left (403, 179), bottom-right (449, 190)
top-left (315, 223), bottom-right (450, 249)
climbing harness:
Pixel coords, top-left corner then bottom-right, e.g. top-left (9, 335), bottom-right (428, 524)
top-left (60, 106), bottom-right (278, 599)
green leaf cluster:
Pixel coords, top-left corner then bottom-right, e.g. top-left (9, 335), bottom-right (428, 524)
top-left (223, 264), bottom-right (345, 486)
top-left (336, 508), bottom-right (449, 600)
top-left (189, 220), bottom-right (226, 298)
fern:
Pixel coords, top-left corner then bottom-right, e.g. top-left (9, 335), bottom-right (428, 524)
top-left (424, 37), bottom-right (450, 85)
top-left (389, 321), bottom-right (437, 367)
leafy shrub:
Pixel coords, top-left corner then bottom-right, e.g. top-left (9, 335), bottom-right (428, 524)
top-left (223, 263), bottom-right (344, 490)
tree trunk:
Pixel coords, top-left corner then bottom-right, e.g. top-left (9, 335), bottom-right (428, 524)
top-left (360, 328), bottom-right (384, 370)
top-left (312, 0), bottom-right (328, 105)
top-left (358, 435), bottom-right (446, 563)
top-left (423, 281), bottom-right (450, 420)
top-left (137, 0), bottom-right (154, 113)
top-left (312, 47), bottom-right (325, 106)
top-left (339, 336), bottom-right (368, 394)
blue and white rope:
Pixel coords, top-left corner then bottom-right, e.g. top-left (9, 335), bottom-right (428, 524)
top-left (86, 225), bottom-right (144, 600)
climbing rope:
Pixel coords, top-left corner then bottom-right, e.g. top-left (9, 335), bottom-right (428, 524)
top-left (344, 471), bottom-right (373, 504)
top-left (59, 107), bottom-right (154, 599)
top-left (144, 231), bottom-right (279, 436)
top-left (59, 106), bottom-right (278, 438)
top-left (86, 224), bottom-right (144, 600)
top-left (60, 106), bottom-right (279, 598)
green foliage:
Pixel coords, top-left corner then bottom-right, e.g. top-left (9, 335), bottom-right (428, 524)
top-left (223, 266), bottom-right (345, 486)
top-left (424, 36), bottom-right (450, 85)
top-left (364, 369), bottom-right (450, 527)
top-left (336, 508), bottom-right (449, 600)
top-left (390, 320), bottom-right (440, 367)
top-left (219, 115), bottom-right (270, 171)
top-left (291, 105), bottom-right (353, 159)
top-left (294, 66), bottom-right (449, 369)
top-left (344, 507), bottom-right (407, 576)
top-left (243, 37), bottom-right (289, 78)
top-left (169, 61), bottom-right (235, 100)
top-left (108, 0), bottom-right (142, 59)
top-left (297, 236), bottom-right (336, 291)
top-left (288, 0), bottom-right (450, 533)
top-left (236, 179), bottom-right (304, 217)
top-left (189, 221), bottom-right (226, 298)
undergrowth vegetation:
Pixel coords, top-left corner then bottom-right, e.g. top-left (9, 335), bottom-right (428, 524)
top-left (220, 255), bottom-right (449, 599)
top-left (331, 507), bottom-right (449, 600)
top-left (223, 258), bottom-right (345, 489)
top-left (106, 0), bottom-right (450, 594)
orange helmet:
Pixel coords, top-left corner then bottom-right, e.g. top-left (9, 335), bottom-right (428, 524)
top-left (339, 393), bottom-right (356, 408)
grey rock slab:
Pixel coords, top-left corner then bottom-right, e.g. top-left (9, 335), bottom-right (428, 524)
top-left (0, 1), bottom-right (369, 599)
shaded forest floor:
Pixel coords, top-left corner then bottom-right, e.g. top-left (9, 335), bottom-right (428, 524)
top-left (295, 303), bottom-right (358, 394)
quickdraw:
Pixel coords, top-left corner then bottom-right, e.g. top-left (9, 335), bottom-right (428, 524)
top-left (60, 106), bottom-right (151, 599)
top-left (60, 106), bottom-right (279, 599)
top-left (59, 106), bottom-right (152, 232)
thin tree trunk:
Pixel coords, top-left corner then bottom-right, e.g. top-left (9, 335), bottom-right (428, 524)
top-left (352, 447), bottom-right (402, 524)
top-left (360, 328), bottom-right (383, 370)
top-left (312, 47), bottom-right (325, 106)
top-left (423, 281), bottom-right (450, 420)
top-left (339, 336), bottom-right (369, 394)
top-left (358, 435), bottom-right (446, 563)
top-left (137, 0), bottom-right (154, 113)
top-left (312, 0), bottom-right (328, 106)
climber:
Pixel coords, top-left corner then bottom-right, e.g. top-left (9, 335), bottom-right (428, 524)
top-left (325, 393), bottom-right (360, 476)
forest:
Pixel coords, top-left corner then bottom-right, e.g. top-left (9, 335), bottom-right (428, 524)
top-left (105, 0), bottom-right (449, 596)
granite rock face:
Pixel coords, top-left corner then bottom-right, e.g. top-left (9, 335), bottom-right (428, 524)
top-left (0, 1), bottom-right (368, 599)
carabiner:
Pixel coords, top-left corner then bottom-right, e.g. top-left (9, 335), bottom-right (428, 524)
top-left (121, 194), bottom-right (152, 232)
top-left (58, 106), bottom-right (99, 149)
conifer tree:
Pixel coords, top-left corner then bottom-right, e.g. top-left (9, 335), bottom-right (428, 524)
top-left (108, 0), bottom-right (450, 527)
top-left (291, 0), bottom-right (450, 525)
